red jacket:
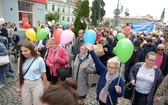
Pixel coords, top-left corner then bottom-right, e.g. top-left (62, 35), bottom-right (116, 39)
top-left (46, 47), bottom-right (69, 76)
top-left (95, 33), bottom-right (102, 43)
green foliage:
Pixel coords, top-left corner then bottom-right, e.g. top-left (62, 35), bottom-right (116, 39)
top-left (73, 0), bottom-right (82, 17)
top-left (125, 12), bottom-right (130, 16)
top-left (73, 0), bottom-right (89, 38)
top-left (45, 11), bottom-right (59, 22)
top-left (91, 0), bottom-right (106, 27)
top-left (103, 20), bottom-right (110, 27)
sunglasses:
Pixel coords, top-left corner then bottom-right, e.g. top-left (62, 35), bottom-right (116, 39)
top-left (158, 49), bottom-right (164, 51)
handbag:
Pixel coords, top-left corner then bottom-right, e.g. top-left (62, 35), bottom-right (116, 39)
top-left (0, 55), bottom-right (10, 66)
top-left (57, 67), bottom-right (72, 81)
top-left (93, 44), bottom-right (105, 57)
top-left (86, 74), bottom-right (100, 85)
top-left (124, 82), bottom-right (133, 99)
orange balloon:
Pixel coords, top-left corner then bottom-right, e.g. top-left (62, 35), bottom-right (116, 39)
top-left (124, 26), bottom-right (131, 33)
top-left (53, 28), bottom-right (63, 43)
top-left (23, 22), bottom-right (31, 29)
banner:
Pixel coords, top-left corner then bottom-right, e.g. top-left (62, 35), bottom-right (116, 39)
top-left (22, 12), bottom-right (29, 22)
top-left (131, 22), bottom-right (155, 32)
top-left (31, 0), bottom-right (46, 4)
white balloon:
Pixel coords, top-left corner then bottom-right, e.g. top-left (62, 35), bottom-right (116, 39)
top-left (0, 18), bottom-right (5, 24)
top-left (47, 21), bottom-right (52, 26)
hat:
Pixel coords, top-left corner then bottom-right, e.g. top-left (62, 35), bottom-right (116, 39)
top-left (134, 40), bottom-right (140, 47)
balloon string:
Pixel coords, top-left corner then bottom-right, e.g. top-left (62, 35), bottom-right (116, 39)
top-left (117, 63), bottom-right (124, 86)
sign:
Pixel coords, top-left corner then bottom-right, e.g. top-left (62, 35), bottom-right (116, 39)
top-left (131, 22), bottom-right (155, 32)
top-left (31, 0), bottom-right (46, 4)
top-left (22, 13), bottom-right (29, 22)
top-left (113, 8), bottom-right (120, 15)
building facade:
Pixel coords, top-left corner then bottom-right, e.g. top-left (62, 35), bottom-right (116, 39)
top-left (0, 0), bottom-right (46, 29)
top-left (45, 0), bottom-right (76, 24)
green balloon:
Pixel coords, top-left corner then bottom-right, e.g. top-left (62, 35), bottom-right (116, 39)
top-left (113, 47), bottom-right (117, 55)
top-left (37, 29), bottom-right (48, 40)
top-left (117, 33), bottom-right (125, 41)
top-left (116, 39), bottom-right (133, 63)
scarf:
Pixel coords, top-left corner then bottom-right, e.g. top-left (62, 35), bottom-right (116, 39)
top-left (103, 72), bottom-right (119, 95)
top-left (78, 53), bottom-right (87, 61)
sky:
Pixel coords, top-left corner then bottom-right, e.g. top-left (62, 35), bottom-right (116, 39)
top-left (89, 0), bottom-right (168, 23)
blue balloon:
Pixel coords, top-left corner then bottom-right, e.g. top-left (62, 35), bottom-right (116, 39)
top-left (84, 30), bottom-right (96, 44)
top-left (64, 22), bottom-right (68, 28)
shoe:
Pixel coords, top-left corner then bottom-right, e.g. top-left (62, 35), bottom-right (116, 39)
top-left (0, 84), bottom-right (5, 89)
top-left (9, 70), bottom-right (14, 73)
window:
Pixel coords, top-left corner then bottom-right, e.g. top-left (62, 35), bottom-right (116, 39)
top-left (45, 4), bottom-right (48, 10)
top-left (18, 1), bottom-right (33, 12)
top-left (62, 17), bottom-right (65, 21)
top-left (72, 18), bottom-right (74, 22)
top-left (52, 5), bottom-right (55, 11)
top-left (58, 8), bottom-right (60, 12)
top-left (63, 8), bottom-right (65, 12)
top-left (68, 7), bottom-right (70, 14)
top-left (67, 17), bottom-right (70, 22)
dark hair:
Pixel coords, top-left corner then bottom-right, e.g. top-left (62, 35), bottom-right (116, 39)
top-left (40, 79), bottom-right (78, 105)
top-left (19, 40), bottom-right (39, 86)
top-left (146, 38), bottom-right (152, 42)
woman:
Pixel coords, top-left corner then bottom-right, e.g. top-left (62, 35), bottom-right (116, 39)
top-left (46, 37), bottom-right (69, 85)
top-left (72, 45), bottom-right (96, 105)
top-left (17, 40), bottom-right (48, 105)
top-left (129, 52), bottom-right (163, 105)
top-left (98, 37), bottom-right (113, 66)
top-left (38, 40), bottom-right (52, 83)
top-left (86, 44), bottom-right (125, 105)
top-left (40, 78), bottom-right (78, 105)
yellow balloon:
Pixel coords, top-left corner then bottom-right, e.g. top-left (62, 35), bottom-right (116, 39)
top-left (52, 20), bottom-right (55, 24)
top-left (25, 28), bottom-right (36, 41)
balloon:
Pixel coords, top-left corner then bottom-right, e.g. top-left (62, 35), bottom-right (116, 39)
top-left (25, 28), bottom-right (36, 41)
top-left (64, 22), bottom-right (69, 29)
top-left (37, 29), bottom-right (48, 40)
top-left (60, 30), bottom-right (74, 44)
top-left (23, 22), bottom-right (31, 29)
top-left (117, 33), bottom-right (125, 41)
top-left (84, 30), bottom-right (96, 44)
top-left (116, 39), bottom-right (133, 63)
top-left (113, 30), bottom-right (117, 37)
top-left (124, 26), bottom-right (131, 34)
top-left (0, 18), bottom-right (5, 24)
top-left (113, 47), bottom-right (117, 55)
top-left (53, 28), bottom-right (63, 43)
top-left (48, 21), bottom-right (52, 26)
top-left (52, 20), bottom-right (55, 24)
top-left (68, 23), bottom-right (72, 28)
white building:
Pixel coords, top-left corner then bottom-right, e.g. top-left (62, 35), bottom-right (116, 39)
top-left (46, 0), bottom-right (76, 24)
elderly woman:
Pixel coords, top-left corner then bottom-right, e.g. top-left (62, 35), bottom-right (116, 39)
top-left (72, 45), bottom-right (96, 105)
top-left (129, 52), bottom-right (163, 105)
top-left (86, 44), bottom-right (124, 105)
top-left (98, 37), bottom-right (114, 66)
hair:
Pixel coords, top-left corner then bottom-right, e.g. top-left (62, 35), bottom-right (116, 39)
top-left (40, 78), bottom-right (78, 105)
top-left (19, 40), bottom-right (39, 86)
top-left (49, 37), bottom-right (58, 44)
top-left (145, 52), bottom-right (157, 59)
top-left (107, 56), bottom-right (120, 68)
top-left (98, 37), bottom-right (107, 44)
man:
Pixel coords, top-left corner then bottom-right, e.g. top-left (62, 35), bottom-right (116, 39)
top-left (73, 29), bottom-right (85, 60)
top-left (125, 40), bottom-right (144, 84)
top-left (154, 74), bottom-right (168, 105)
top-left (155, 44), bottom-right (168, 76)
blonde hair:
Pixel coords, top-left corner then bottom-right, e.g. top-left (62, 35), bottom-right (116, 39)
top-left (107, 56), bottom-right (120, 68)
top-left (49, 37), bottom-right (58, 44)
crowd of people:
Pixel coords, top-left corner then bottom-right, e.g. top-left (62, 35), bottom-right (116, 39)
top-left (0, 21), bottom-right (168, 105)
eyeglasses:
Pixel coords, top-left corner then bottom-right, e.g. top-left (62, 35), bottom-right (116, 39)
top-left (107, 66), bottom-right (117, 70)
top-left (157, 49), bottom-right (164, 51)
top-left (146, 58), bottom-right (156, 62)
top-left (78, 33), bottom-right (83, 34)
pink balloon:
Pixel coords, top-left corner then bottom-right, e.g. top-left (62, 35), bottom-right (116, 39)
top-left (113, 30), bottom-right (117, 37)
top-left (60, 30), bottom-right (74, 44)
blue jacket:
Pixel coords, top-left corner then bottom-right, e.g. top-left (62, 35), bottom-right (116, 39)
top-left (90, 50), bottom-right (125, 105)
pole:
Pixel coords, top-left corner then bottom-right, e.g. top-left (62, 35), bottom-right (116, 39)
top-left (115, 0), bottom-right (120, 27)
top-left (98, 0), bottom-right (101, 25)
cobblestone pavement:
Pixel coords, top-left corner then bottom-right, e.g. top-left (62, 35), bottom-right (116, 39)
top-left (0, 56), bottom-right (165, 105)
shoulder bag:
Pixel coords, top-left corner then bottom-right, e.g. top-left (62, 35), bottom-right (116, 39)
top-left (0, 55), bottom-right (10, 66)
top-left (23, 58), bottom-right (36, 76)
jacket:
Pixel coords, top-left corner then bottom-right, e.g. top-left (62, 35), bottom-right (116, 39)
top-left (0, 43), bottom-right (9, 71)
top-left (90, 50), bottom-right (125, 105)
top-left (46, 47), bottom-right (69, 76)
top-left (154, 74), bottom-right (168, 104)
top-left (72, 53), bottom-right (96, 96)
top-left (129, 62), bottom-right (163, 105)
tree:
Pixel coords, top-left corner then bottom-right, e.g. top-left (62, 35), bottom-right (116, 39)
top-left (73, 0), bottom-right (89, 37)
top-left (91, 0), bottom-right (105, 27)
top-left (45, 11), bottom-right (59, 22)
top-left (103, 20), bottom-right (110, 27)
top-left (125, 12), bottom-right (130, 16)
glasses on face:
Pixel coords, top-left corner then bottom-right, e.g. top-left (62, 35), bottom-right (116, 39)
top-left (78, 33), bottom-right (83, 34)
top-left (157, 49), bottom-right (164, 51)
top-left (146, 58), bottom-right (156, 62)
top-left (107, 66), bottom-right (117, 70)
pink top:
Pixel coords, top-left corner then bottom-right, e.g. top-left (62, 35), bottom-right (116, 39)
top-left (155, 54), bottom-right (163, 68)
top-left (46, 47), bottom-right (69, 76)
top-left (99, 87), bottom-right (107, 103)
